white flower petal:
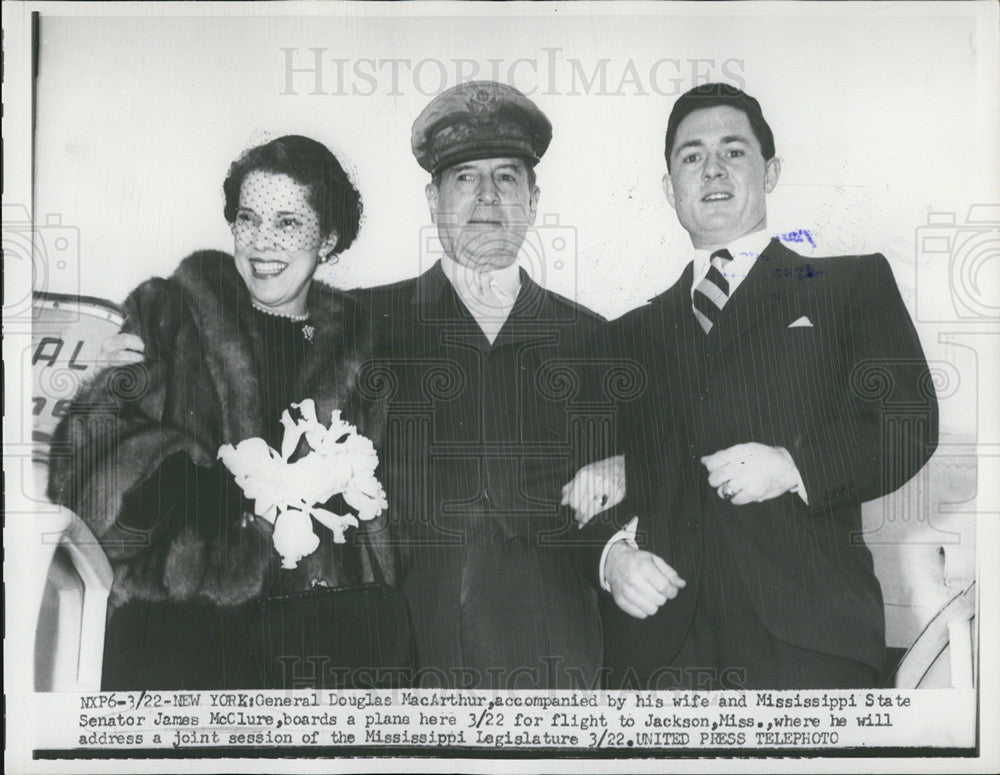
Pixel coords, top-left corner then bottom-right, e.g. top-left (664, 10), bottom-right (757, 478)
top-left (344, 476), bottom-right (388, 521)
top-left (221, 402), bottom-right (387, 567)
top-left (218, 437), bottom-right (279, 478)
top-left (272, 507), bottom-right (320, 569)
top-left (309, 506), bottom-right (359, 543)
top-left (289, 399), bottom-right (329, 451)
top-left (279, 409), bottom-right (308, 461)
top-left (280, 454), bottom-right (351, 505)
top-left (293, 399), bottom-right (318, 424)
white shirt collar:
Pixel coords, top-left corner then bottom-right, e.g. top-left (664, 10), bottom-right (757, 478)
top-left (690, 229), bottom-right (774, 301)
top-left (439, 254), bottom-right (522, 343)
top-left (440, 254), bottom-right (522, 306)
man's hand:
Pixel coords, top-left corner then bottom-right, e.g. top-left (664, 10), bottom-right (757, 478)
top-left (561, 454), bottom-right (625, 527)
top-left (701, 442), bottom-right (799, 505)
top-left (100, 332), bottom-right (146, 365)
top-left (605, 541), bottom-right (685, 619)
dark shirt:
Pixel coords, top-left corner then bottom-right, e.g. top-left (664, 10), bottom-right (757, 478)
top-left (250, 305), bottom-right (313, 448)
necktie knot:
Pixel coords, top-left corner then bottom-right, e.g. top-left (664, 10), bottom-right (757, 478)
top-left (711, 248), bottom-right (733, 270)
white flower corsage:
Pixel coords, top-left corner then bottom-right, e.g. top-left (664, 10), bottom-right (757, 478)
top-left (218, 399), bottom-right (387, 569)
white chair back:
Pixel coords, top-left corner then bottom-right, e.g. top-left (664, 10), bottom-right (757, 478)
top-left (890, 582), bottom-right (976, 689)
top-left (32, 291), bottom-right (122, 691)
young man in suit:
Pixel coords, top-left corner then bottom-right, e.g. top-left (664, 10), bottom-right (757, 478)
top-left (583, 83), bottom-right (939, 690)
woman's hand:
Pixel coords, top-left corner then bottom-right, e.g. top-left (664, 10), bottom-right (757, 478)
top-left (561, 454), bottom-right (626, 527)
top-left (100, 332), bottom-right (146, 365)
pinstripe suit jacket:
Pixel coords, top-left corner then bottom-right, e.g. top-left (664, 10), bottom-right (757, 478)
top-left (595, 239), bottom-right (938, 680)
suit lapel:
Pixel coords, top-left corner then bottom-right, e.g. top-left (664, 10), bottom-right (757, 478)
top-left (640, 262), bottom-right (706, 404)
top-left (644, 262), bottom-right (696, 350)
top-left (642, 241), bottom-right (809, 382)
top-left (707, 238), bottom-right (795, 357)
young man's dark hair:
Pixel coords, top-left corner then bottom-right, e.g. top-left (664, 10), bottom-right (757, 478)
top-left (664, 83), bottom-right (776, 170)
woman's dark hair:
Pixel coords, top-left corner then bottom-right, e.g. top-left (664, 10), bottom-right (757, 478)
top-left (223, 135), bottom-right (363, 254)
top-left (664, 83), bottom-right (775, 172)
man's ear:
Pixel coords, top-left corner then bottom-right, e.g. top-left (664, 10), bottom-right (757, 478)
top-left (662, 172), bottom-right (677, 209)
top-left (425, 182), bottom-right (439, 223)
top-left (764, 157), bottom-right (781, 193)
top-left (527, 184), bottom-right (540, 224)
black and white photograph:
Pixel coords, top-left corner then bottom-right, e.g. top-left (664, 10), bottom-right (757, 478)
top-left (3, 1), bottom-right (998, 773)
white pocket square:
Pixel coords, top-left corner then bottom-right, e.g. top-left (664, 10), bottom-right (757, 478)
top-left (788, 316), bottom-right (814, 328)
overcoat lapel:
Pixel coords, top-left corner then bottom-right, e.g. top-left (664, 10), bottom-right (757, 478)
top-left (401, 262), bottom-right (487, 356)
top-left (400, 262), bottom-right (558, 355)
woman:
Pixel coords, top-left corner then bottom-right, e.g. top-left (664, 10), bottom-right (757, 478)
top-left (47, 135), bottom-right (396, 690)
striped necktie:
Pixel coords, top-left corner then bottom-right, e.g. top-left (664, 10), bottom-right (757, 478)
top-left (692, 248), bottom-right (734, 334)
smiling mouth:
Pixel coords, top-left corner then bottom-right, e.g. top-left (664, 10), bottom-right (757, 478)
top-left (249, 259), bottom-right (289, 278)
top-left (701, 192), bottom-right (734, 202)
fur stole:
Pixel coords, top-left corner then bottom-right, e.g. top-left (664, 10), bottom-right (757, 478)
top-left (48, 250), bottom-right (393, 606)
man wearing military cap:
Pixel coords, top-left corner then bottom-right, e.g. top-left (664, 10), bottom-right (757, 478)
top-left (355, 81), bottom-right (607, 689)
top-left (411, 80), bottom-right (551, 174)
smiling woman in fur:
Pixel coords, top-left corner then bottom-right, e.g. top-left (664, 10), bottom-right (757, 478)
top-left (48, 135), bottom-right (396, 690)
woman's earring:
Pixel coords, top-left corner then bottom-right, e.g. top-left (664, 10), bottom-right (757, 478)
top-left (319, 234), bottom-right (339, 264)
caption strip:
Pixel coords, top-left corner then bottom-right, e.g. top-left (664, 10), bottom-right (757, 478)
top-left (45, 688), bottom-right (978, 751)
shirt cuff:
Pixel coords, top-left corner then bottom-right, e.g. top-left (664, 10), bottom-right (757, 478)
top-left (599, 515), bottom-right (639, 592)
top-left (791, 467), bottom-right (809, 504)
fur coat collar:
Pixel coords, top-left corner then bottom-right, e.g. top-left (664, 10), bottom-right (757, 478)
top-left (48, 251), bottom-right (392, 605)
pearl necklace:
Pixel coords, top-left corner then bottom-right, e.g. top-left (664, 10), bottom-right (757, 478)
top-left (251, 302), bottom-right (315, 342)
top-left (251, 301), bottom-right (309, 321)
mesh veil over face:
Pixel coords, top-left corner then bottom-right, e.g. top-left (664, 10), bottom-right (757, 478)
top-left (231, 170), bottom-right (332, 317)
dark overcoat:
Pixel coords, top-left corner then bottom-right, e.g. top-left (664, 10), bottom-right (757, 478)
top-left (354, 261), bottom-right (614, 688)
